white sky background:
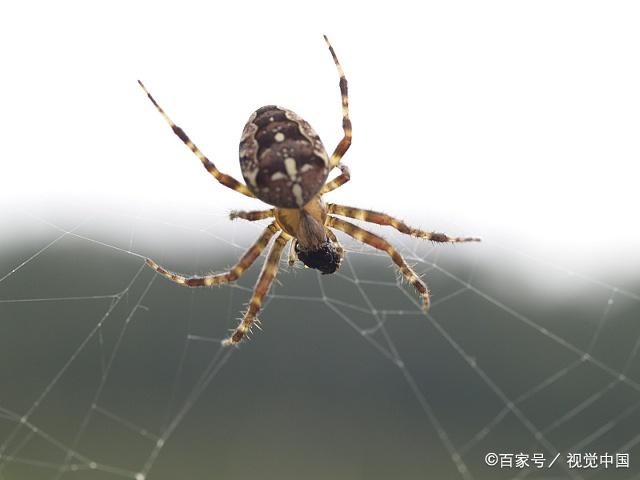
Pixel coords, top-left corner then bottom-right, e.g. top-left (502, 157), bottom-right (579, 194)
top-left (1, 1), bottom-right (639, 277)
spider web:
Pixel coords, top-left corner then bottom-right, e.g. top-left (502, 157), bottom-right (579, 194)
top-left (1, 202), bottom-right (639, 480)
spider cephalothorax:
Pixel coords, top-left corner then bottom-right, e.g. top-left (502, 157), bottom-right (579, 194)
top-left (139, 36), bottom-right (480, 346)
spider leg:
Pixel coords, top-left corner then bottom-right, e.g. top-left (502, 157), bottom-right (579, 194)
top-left (288, 239), bottom-right (298, 266)
top-left (327, 204), bottom-right (481, 243)
top-left (325, 228), bottom-right (344, 258)
top-left (229, 209), bottom-right (275, 222)
top-left (138, 80), bottom-right (254, 198)
top-left (222, 232), bottom-right (290, 346)
top-left (146, 222), bottom-right (279, 287)
top-left (321, 164), bottom-right (351, 194)
top-left (326, 216), bottom-right (430, 311)
top-left (323, 35), bottom-right (352, 170)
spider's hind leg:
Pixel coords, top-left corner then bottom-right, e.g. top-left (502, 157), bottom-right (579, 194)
top-left (146, 222), bottom-right (279, 287)
top-left (222, 233), bottom-right (290, 346)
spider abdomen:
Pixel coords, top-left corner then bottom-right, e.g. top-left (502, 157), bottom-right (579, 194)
top-left (239, 106), bottom-right (330, 209)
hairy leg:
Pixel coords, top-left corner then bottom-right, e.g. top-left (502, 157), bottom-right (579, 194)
top-left (288, 239), bottom-right (298, 266)
top-left (321, 164), bottom-right (351, 194)
top-left (323, 36), bottom-right (352, 169)
top-left (327, 216), bottom-right (430, 311)
top-left (229, 209), bottom-right (275, 221)
top-left (222, 232), bottom-right (290, 346)
top-left (146, 222), bottom-right (279, 287)
top-left (327, 204), bottom-right (480, 243)
top-left (138, 80), bottom-right (254, 198)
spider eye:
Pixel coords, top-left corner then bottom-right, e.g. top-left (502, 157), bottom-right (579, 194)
top-left (295, 240), bottom-right (341, 275)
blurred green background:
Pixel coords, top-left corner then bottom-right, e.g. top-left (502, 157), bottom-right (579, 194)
top-left (1, 208), bottom-right (639, 480)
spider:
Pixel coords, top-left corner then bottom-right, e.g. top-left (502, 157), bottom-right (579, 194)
top-left (139, 36), bottom-right (480, 346)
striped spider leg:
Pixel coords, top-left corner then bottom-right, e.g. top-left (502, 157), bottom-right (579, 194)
top-left (223, 231), bottom-right (292, 346)
top-left (145, 220), bottom-right (289, 346)
top-left (145, 222), bottom-right (280, 288)
top-left (325, 207), bottom-right (480, 310)
top-left (324, 35), bottom-right (352, 172)
top-left (138, 80), bottom-right (255, 198)
top-left (326, 216), bottom-right (432, 311)
top-left (321, 164), bottom-right (351, 195)
top-left (327, 204), bottom-right (481, 243)
top-left (229, 209), bottom-right (275, 221)
top-left (288, 240), bottom-right (298, 266)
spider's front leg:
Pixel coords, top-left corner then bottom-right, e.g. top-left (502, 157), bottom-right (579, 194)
top-left (223, 232), bottom-right (290, 346)
top-left (324, 35), bottom-right (352, 170)
top-left (288, 239), bottom-right (298, 266)
top-left (138, 80), bottom-right (254, 198)
top-left (146, 222), bottom-right (279, 287)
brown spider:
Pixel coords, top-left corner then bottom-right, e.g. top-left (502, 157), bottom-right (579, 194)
top-left (139, 36), bottom-right (480, 346)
